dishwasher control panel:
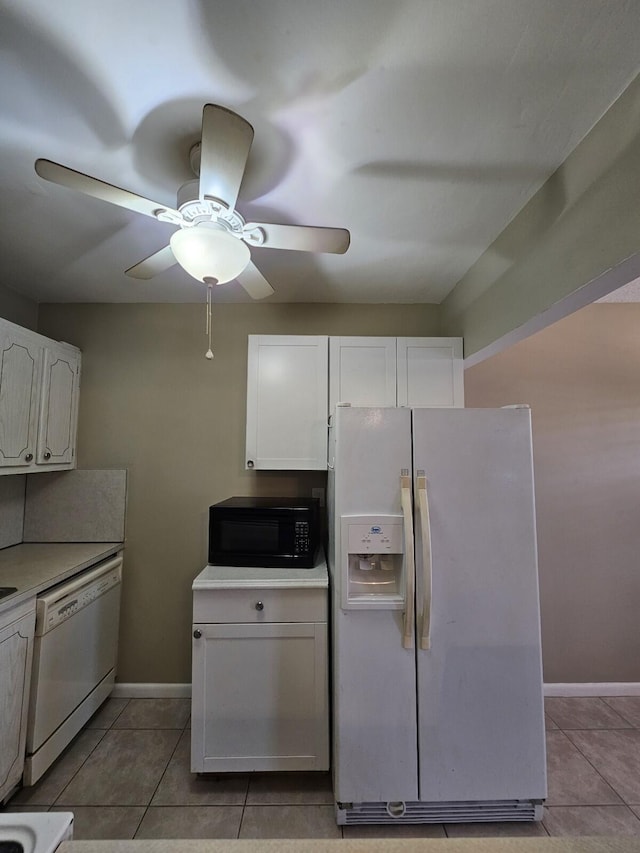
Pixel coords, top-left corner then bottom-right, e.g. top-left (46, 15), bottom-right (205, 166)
top-left (36, 556), bottom-right (122, 635)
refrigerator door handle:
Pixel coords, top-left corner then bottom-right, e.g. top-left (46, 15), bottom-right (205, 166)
top-left (400, 470), bottom-right (415, 649)
top-left (416, 471), bottom-right (432, 650)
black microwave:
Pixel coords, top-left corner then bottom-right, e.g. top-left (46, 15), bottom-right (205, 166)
top-left (208, 496), bottom-right (320, 568)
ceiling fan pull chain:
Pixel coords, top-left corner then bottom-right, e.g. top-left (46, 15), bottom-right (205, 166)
top-left (205, 281), bottom-right (214, 360)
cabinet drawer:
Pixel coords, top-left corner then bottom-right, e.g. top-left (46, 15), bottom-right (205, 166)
top-left (193, 586), bottom-right (326, 624)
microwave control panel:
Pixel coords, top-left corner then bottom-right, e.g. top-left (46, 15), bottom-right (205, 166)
top-left (294, 520), bottom-right (311, 553)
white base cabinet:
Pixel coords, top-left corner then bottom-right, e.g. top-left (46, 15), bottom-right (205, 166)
top-left (191, 564), bottom-right (329, 773)
top-left (0, 599), bottom-right (35, 803)
top-left (0, 318), bottom-right (81, 474)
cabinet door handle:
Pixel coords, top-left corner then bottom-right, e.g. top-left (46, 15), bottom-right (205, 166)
top-left (44, 451), bottom-right (52, 460)
top-left (25, 452), bottom-right (33, 462)
top-left (193, 629), bottom-right (202, 639)
top-left (247, 460), bottom-right (255, 468)
top-left (255, 601), bottom-right (264, 611)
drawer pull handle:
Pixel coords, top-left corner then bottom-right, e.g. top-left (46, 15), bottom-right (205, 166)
top-left (255, 601), bottom-right (264, 611)
top-left (193, 629), bottom-right (202, 639)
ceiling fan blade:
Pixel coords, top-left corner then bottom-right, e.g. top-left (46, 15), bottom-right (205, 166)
top-left (245, 222), bottom-right (350, 254)
top-left (35, 159), bottom-right (180, 220)
top-left (125, 245), bottom-right (177, 279)
top-left (236, 262), bottom-right (275, 300)
top-left (199, 104), bottom-right (254, 210)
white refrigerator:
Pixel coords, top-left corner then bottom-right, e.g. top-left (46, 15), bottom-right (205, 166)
top-left (327, 405), bottom-right (547, 825)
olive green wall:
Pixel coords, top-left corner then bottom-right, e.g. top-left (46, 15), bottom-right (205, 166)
top-left (37, 302), bottom-right (440, 683)
top-left (465, 303), bottom-right (640, 683)
top-left (443, 73), bottom-right (640, 361)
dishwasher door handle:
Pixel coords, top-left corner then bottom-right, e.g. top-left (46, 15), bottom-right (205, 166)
top-left (38, 554), bottom-right (123, 606)
top-left (35, 553), bottom-right (123, 635)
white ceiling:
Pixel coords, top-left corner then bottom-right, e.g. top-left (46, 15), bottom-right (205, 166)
top-left (1, 0), bottom-right (639, 305)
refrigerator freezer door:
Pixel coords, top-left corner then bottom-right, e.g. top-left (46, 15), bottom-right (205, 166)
top-left (412, 407), bottom-right (546, 803)
top-left (331, 406), bottom-right (419, 803)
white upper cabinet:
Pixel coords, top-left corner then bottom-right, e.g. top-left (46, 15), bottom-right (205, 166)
top-left (0, 318), bottom-right (81, 475)
top-left (396, 337), bottom-right (464, 407)
top-left (329, 336), bottom-right (464, 413)
top-left (36, 343), bottom-right (81, 467)
top-left (0, 325), bottom-right (41, 469)
top-left (246, 334), bottom-right (463, 472)
top-left (329, 337), bottom-right (397, 413)
top-left (245, 335), bottom-right (328, 470)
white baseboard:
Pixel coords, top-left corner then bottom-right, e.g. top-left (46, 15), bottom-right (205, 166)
top-left (111, 682), bottom-right (640, 700)
top-left (544, 683), bottom-right (640, 697)
top-left (112, 683), bottom-right (192, 699)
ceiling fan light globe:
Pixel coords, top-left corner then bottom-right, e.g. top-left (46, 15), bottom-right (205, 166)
top-left (169, 224), bottom-right (250, 284)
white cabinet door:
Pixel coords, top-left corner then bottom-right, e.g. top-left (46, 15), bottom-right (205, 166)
top-left (0, 326), bottom-right (41, 469)
top-left (0, 602), bottom-right (35, 803)
top-left (245, 335), bottom-right (328, 470)
top-left (36, 344), bottom-right (81, 467)
top-left (191, 621), bottom-right (329, 773)
top-left (397, 337), bottom-right (464, 407)
top-left (329, 336), bottom-right (396, 413)
top-left (0, 319), bottom-right (81, 475)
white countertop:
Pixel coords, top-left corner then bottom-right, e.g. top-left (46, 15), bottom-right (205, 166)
top-left (0, 542), bottom-right (123, 614)
top-left (57, 838), bottom-right (640, 853)
top-left (193, 558), bottom-right (328, 590)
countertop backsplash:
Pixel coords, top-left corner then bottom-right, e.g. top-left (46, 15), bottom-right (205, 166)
top-left (23, 469), bottom-right (127, 543)
top-left (0, 469), bottom-right (127, 552)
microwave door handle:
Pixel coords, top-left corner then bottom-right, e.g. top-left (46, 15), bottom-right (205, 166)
top-left (416, 471), bottom-right (432, 650)
top-left (400, 470), bottom-right (416, 650)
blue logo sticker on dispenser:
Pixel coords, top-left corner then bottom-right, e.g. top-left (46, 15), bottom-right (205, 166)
top-left (371, 526), bottom-right (382, 534)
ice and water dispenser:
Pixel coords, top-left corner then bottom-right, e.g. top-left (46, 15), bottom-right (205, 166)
top-left (341, 515), bottom-right (405, 609)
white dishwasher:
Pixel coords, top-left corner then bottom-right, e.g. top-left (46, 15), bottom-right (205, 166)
top-left (24, 553), bottom-right (123, 785)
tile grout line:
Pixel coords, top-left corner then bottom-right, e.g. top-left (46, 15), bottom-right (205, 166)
top-left (42, 699), bottom-right (129, 815)
top-left (601, 697), bottom-right (639, 728)
top-left (60, 699), bottom-right (131, 816)
top-left (135, 723), bottom-right (186, 834)
top-left (8, 707), bottom-right (119, 810)
top-left (545, 696), bottom-right (632, 730)
top-left (555, 724), bottom-right (633, 807)
top-left (48, 724), bottom-right (113, 808)
top-left (239, 773), bottom-right (250, 840)
top-left (127, 700), bottom-right (191, 839)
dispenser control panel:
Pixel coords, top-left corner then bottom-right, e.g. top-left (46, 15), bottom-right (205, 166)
top-left (346, 520), bottom-right (403, 554)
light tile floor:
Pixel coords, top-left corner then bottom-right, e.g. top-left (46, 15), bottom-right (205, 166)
top-left (3, 696), bottom-right (640, 839)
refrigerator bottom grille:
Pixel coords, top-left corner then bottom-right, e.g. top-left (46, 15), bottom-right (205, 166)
top-left (336, 800), bottom-right (544, 825)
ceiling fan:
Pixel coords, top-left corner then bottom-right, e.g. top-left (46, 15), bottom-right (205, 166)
top-left (34, 104), bottom-right (350, 300)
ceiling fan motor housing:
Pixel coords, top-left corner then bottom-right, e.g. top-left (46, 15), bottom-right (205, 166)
top-left (174, 179), bottom-right (266, 246)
